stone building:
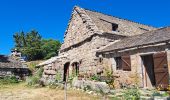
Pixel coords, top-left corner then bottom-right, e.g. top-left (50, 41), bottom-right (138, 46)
top-left (97, 27), bottom-right (170, 88)
top-left (0, 55), bottom-right (31, 79)
top-left (40, 6), bottom-right (160, 84)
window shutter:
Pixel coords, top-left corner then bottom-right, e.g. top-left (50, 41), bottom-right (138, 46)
top-left (121, 55), bottom-right (131, 71)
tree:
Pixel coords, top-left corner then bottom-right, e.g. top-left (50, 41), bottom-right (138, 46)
top-left (13, 30), bottom-right (61, 61)
top-left (13, 30), bottom-right (43, 60)
top-left (41, 39), bottom-right (61, 59)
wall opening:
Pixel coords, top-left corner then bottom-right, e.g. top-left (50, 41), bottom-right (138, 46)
top-left (72, 62), bottom-right (79, 76)
top-left (115, 55), bottom-right (131, 71)
top-left (141, 54), bottom-right (156, 87)
top-left (63, 62), bottom-right (70, 82)
top-left (141, 52), bottom-right (169, 88)
top-left (112, 23), bottom-right (118, 31)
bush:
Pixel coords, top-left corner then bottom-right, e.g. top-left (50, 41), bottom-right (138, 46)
top-left (90, 75), bottom-right (100, 81)
top-left (28, 62), bottom-right (37, 72)
top-left (122, 87), bottom-right (141, 100)
top-left (26, 67), bottom-right (43, 86)
top-left (0, 76), bottom-right (19, 84)
top-left (26, 76), bottom-right (39, 86)
top-left (152, 91), bottom-right (170, 97)
top-left (55, 71), bottom-right (61, 82)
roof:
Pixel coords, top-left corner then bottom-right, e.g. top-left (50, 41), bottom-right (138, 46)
top-left (60, 6), bottom-right (157, 51)
top-left (98, 27), bottom-right (170, 53)
top-left (84, 7), bottom-right (156, 36)
top-left (37, 54), bottom-right (69, 66)
top-left (0, 55), bottom-right (23, 68)
top-left (37, 56), bottom-right (59, 66)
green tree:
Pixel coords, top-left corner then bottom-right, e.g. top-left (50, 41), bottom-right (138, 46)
top-left (13, 30), bottom-right (61, 61)
top-left (41, 39), bottom-right (61, 59)
top-left (13, 30), bottom-right (43, 61)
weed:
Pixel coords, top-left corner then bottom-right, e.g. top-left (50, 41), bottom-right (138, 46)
top-left (0, 75), bottom-right (19, 84)
top-left (122, 87), bottom-right (141, 100)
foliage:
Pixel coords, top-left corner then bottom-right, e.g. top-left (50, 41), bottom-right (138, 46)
top-left (26, 67), bottom-right (44, 86)
top-left (104, 69), bottom-right (114, 89)
top-left (152, 91), bottom-right (169, 97)
top-left (68, 71), bottom-right (77, 84)
top-left (90, 75), bottom-right (100, 81)
top-left (28, 62), bottom-right (37, 72)
top-left (122, 87), bottom-right (141, 100)
top-left (26, 76), bottom-right (39, 86)
top-left (13, 30), bottom-right (61, 61)
top-left (83, 84), bottom-right (92, 91)
top-left (48, 82), bottom-right (64, 89)
top-left (41, 39), bottom-right (61, 59)
top-left (0, 76), bottom-right (19, 84)
top-left (55, 71), bottom-right (61, 82)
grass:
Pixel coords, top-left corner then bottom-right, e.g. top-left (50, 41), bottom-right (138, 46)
top-left (0, 82), bottom-right (100, 100)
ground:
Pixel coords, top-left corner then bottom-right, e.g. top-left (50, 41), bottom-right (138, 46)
top-left (0, 83), bottom-right (100, 100)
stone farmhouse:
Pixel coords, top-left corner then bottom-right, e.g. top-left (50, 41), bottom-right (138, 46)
top-left (39, 6), bottom-right (170, 88)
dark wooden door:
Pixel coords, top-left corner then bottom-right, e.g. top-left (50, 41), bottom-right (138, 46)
top-left (121, 55), bottom-right (131, 71)
top-left (153, 52), bottom-right (169, 88)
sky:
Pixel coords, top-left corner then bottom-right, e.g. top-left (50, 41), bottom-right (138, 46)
top-left (0, 0), bottom-right (170, 55)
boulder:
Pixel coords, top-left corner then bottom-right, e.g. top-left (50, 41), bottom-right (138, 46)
top-left (72, 80), bottom-right (110, 94)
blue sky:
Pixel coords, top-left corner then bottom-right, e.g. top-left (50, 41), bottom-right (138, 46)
top-left (0, 0), bottom-right (170, 55)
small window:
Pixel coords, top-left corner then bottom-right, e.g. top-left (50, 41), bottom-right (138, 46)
top-left (115, 56), bottom-right (131, 71)
top-left (112, 23), bottom-right (118, 31)
top-left (115, 57), bottom-right (122, 70)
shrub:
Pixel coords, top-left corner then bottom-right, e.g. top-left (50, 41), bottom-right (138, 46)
top-left (55, 71), bottom-right (61, 82)
top-left (122, 87), bottom-right (141, 100)
top-left (26, 67), bottom-right (43, 86)
top-left (28, 62), bottom-right (37, 72)
top-left (152, 91), bottom-right (170, 97)
top-left (90, 75), bottom-right (100, 81)
top-left (0, 75), bottom-right (19, 84)
top-left (27, 76), bottom-right (39, 86)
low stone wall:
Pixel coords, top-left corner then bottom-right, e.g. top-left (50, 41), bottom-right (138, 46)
top-left (72, 80), bottom-right (110, 94)
top-left (0, 68), bottom-right (31, 79)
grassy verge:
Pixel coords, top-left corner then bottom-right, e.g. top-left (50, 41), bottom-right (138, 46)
top-left (0, 82), bottom-right (100, 100)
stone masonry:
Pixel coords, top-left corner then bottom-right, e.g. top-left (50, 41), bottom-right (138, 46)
top-left (41, 6), bottom-right (156, 83)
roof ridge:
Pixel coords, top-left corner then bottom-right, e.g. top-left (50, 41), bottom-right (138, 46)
top-left (81, 7), bottom-right (156, 28)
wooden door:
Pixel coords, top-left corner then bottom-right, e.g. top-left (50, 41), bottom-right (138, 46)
top-left (153, 52), bottom-right (169, 88)
top-left (121, 55), bottom-right (131, 71)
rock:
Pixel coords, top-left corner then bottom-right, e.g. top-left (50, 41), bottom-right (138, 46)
top-left (94, 82), bottom-right (110, 94)
top-left (109, 89), bottom-right (115, 94)
top-left (87, 91), bottom-right (93, 94)
top-left (73, 80), bottom-right (82, 88)
top-left (140, 96), bottom-right (153, 100)
top-left (72, 80), bottom-right (110, 94)
top-left (154, 96), bottom-right (170, 100)
top-left (107, 94), bottom-right (116, 98)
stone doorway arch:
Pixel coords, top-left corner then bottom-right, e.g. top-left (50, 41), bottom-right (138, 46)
top-left (63, 62), bottom-right (70, 82)
top-left (71, 62), bottom-right (79, 76)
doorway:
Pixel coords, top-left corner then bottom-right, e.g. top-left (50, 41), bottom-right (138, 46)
top-left (63, 62), bottom-right (70, 82)
top-left (141, 54), bottom-right (156, 87)
top-left (141, 52), bottom-right (169, 88)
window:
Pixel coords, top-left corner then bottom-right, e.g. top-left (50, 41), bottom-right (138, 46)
top-left (115, 57), bottom-right (122, 70)
top-left (115, 56), bottom-right (131, 71)
top-left (112, 23), bottom-right (118, 31)
top-left (99, 18), bottom-right (118, 31)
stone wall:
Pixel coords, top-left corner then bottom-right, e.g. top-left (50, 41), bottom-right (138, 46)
top-left (0, 68), bottom-right (31, 79)
top-left (101, 45), bottom-right (170, 88)
top-left (41, 6), bottom-right (157, 84)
